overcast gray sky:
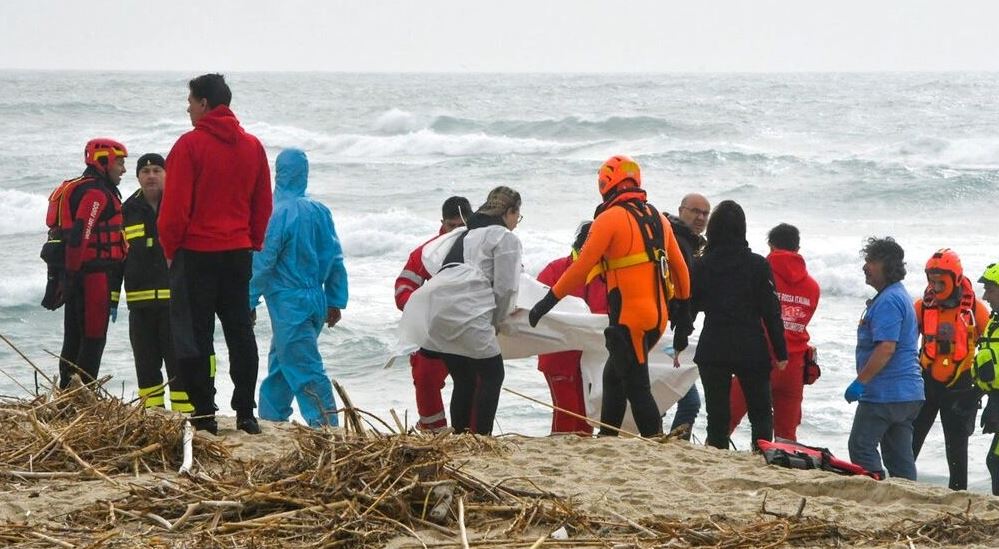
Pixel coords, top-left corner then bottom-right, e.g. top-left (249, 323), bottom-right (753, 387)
top-left (3, 0), bottom-right (998, 72)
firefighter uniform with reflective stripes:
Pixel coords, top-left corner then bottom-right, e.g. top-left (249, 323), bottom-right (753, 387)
top-left (110, 189), bottom-right (193, 412)
top-left (973, 311), bottom-right (999, 495)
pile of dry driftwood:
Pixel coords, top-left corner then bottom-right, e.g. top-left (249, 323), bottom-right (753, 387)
top-left (0, 375), bottom-right (229, 484)
top-left (1, 378), bottom-right (997, 548)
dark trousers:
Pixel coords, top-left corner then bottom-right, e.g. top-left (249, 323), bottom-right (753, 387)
top-left (988, 434), bottom-right (999, 496)
top-left (442, 353), bottom-right (504, 435)
top-left (699, 361), bottom-right (772, 450)
top-left (911, 377), bottom-right (979, 491)
top-left (130, 306), bottom-right (191, 412)
top-left (599, 325), bottom-right (662, 437)
top-left (58, 271), bottom-right (109, 388)
top-left (170, 249), bottom-right (258, 418)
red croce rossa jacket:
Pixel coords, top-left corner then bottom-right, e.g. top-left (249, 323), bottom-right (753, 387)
top-left (767, 249), bottom-right (820, 354)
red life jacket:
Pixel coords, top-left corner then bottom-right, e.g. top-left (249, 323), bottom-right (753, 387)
top-left (757, 438), bottom-right (881, 480)
top-left (45, 175), bottom-right (126, 270)
top-left (919, 276), bottom-right (977, 384)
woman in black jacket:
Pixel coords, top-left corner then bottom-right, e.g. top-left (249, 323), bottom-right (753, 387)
top-left (691, 200), bottom-right (787, 450)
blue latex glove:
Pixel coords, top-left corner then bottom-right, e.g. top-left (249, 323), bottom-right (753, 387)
top-left (109, 306), bottom-right (118, 323)
top-left (844, 379), bottom-right (866, 403)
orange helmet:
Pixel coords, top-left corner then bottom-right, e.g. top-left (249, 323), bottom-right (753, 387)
top-left (925, 248), bottom-right (963, 279)
top-left (84, 138), bottom-right (128, 175)
top-left (597, 155), bottom-right (641, 197)
top-left (925, 248), bottom-right (963, 299)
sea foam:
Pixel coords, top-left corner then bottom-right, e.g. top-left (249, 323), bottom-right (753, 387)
top-left (0, 189), bottom-right (47, 237)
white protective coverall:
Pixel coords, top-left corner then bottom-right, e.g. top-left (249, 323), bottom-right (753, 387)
top-left (400, 225), bottom-right (522, 359)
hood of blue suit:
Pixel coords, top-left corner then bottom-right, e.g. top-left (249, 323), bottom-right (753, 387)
top-left (275, 148), bottom-right (308, 202)
top-left (250, 144), bottom-right (348, 314)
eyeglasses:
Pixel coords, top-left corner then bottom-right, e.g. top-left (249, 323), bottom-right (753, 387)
top-left (517, 214), bottom-right (524, 223)
top-left (680, 206), bottom-right (710, 218)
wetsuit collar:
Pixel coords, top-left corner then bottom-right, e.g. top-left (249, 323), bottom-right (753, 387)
top-left (594, 188), bottom-right (647, 217)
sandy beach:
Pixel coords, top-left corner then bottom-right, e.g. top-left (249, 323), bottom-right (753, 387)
top-left (2, 397), bottom-right (998, 548)
top-left (458, 434), bottom-right (999, 532)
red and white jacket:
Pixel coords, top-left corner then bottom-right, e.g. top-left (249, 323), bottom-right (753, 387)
top-left (394, 230), bottom-right (447, 311)
top-left (767, 249), bottom-right (820, 354)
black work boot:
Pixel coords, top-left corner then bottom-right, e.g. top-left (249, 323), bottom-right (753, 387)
top-left (191, 416), bottom-right (218, 435)
top-left (236, 414), bottom-right (261, 435)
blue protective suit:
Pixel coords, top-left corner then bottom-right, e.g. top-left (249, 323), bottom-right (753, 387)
top-left (249, 148), bottom-right (348, 427)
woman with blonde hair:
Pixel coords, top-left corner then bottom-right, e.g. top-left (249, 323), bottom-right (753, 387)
top-left (420, 186), bottom-right (523, 434)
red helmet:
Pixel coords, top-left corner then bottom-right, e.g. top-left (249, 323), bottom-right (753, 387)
top-left (84, 138), bottom-right (128, 174)
top-left (597, 155), bottom-right (641, 197)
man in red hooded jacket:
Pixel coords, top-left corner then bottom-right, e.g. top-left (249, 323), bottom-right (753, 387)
top-left (729, 223), bottom-right (820, 441)
top-left (159, 73), bottom-right (272, 435)
top-left (394, 196), bottom-right (472, 432)
top-left (536, 221), bottom-right (608, 435)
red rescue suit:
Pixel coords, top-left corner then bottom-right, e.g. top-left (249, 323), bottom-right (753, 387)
top-left (537, 254), bottom-right (608, 435)
top-left (49, 169), bottom-right (127, 387)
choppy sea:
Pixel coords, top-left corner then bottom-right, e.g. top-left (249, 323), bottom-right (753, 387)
top-left (1, 71), bottom-right (997, 492)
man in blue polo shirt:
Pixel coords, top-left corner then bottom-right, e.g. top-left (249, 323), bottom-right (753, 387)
top-left (846, 237), bottom-right (924, 480)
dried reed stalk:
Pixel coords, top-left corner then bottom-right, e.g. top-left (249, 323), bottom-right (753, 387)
top-left (3, 384), bottom-right (998, 548)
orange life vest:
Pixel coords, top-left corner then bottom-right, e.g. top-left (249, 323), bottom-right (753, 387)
top-left (44, 175), bottom-right (126, 270)
top-left (919, 276), bottom-right (977, 385)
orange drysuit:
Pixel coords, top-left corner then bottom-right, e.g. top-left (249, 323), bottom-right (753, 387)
top-left (552, 200), bottom-right (690, 364)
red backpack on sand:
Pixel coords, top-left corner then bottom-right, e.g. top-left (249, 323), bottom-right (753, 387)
top-left (757, 438), bottom-right (881, 480)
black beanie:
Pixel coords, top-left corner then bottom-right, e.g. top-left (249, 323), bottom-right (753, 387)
top-left (135, 153), bottom-right (165, 176)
